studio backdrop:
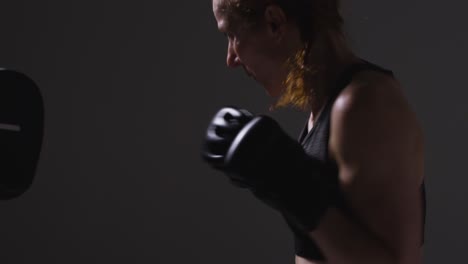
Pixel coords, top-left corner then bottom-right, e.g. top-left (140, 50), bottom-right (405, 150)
top-left (0, 0), bottom-right (466, 263)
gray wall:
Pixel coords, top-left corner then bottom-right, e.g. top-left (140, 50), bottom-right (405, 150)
top-left (0, 0), bottom-right (466, 263)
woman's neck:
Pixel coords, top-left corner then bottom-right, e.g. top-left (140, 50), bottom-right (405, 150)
top-left (304, 30), bottom-right (360, 122)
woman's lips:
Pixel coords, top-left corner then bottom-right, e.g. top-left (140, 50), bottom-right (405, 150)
top-left (242, 65), bottom-right (256, 80)
top-left (245, 70), bottom-right (256, 80)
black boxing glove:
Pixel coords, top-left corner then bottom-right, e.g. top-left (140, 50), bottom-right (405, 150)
top-left (202, 106), bottom-right (255, 188)
top-left (202, 107), bottom-right (340, 232)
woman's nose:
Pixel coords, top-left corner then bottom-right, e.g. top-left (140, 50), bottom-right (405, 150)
top-left (226, 43), bottom-right (241, 68)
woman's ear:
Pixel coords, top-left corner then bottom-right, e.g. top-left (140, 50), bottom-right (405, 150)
top-left (264, 5), bottom-right (287, 41)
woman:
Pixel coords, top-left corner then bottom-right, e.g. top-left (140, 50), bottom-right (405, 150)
top-left (203, 0), bottom-right (425, 263)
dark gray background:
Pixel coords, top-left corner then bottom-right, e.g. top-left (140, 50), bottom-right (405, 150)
top-left (0, 0), bottom-right (466, 263)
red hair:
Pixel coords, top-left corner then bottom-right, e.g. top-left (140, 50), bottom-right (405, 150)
top-left (221, 0), bottom-right (345, 111)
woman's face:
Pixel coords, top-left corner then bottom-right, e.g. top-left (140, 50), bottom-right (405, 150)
top-left (212, 0), bottom-right (294, 97)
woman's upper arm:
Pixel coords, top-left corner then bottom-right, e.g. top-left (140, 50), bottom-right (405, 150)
top-left (328, 73), bottom-right (424, 260)
top-left (295, 255), bottom-right (325, 264)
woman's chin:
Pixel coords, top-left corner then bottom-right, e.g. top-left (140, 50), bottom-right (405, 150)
top-left (263, 87), bottom-right (276, 97)
top-left (263, 84), bottom-right (283, 97)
